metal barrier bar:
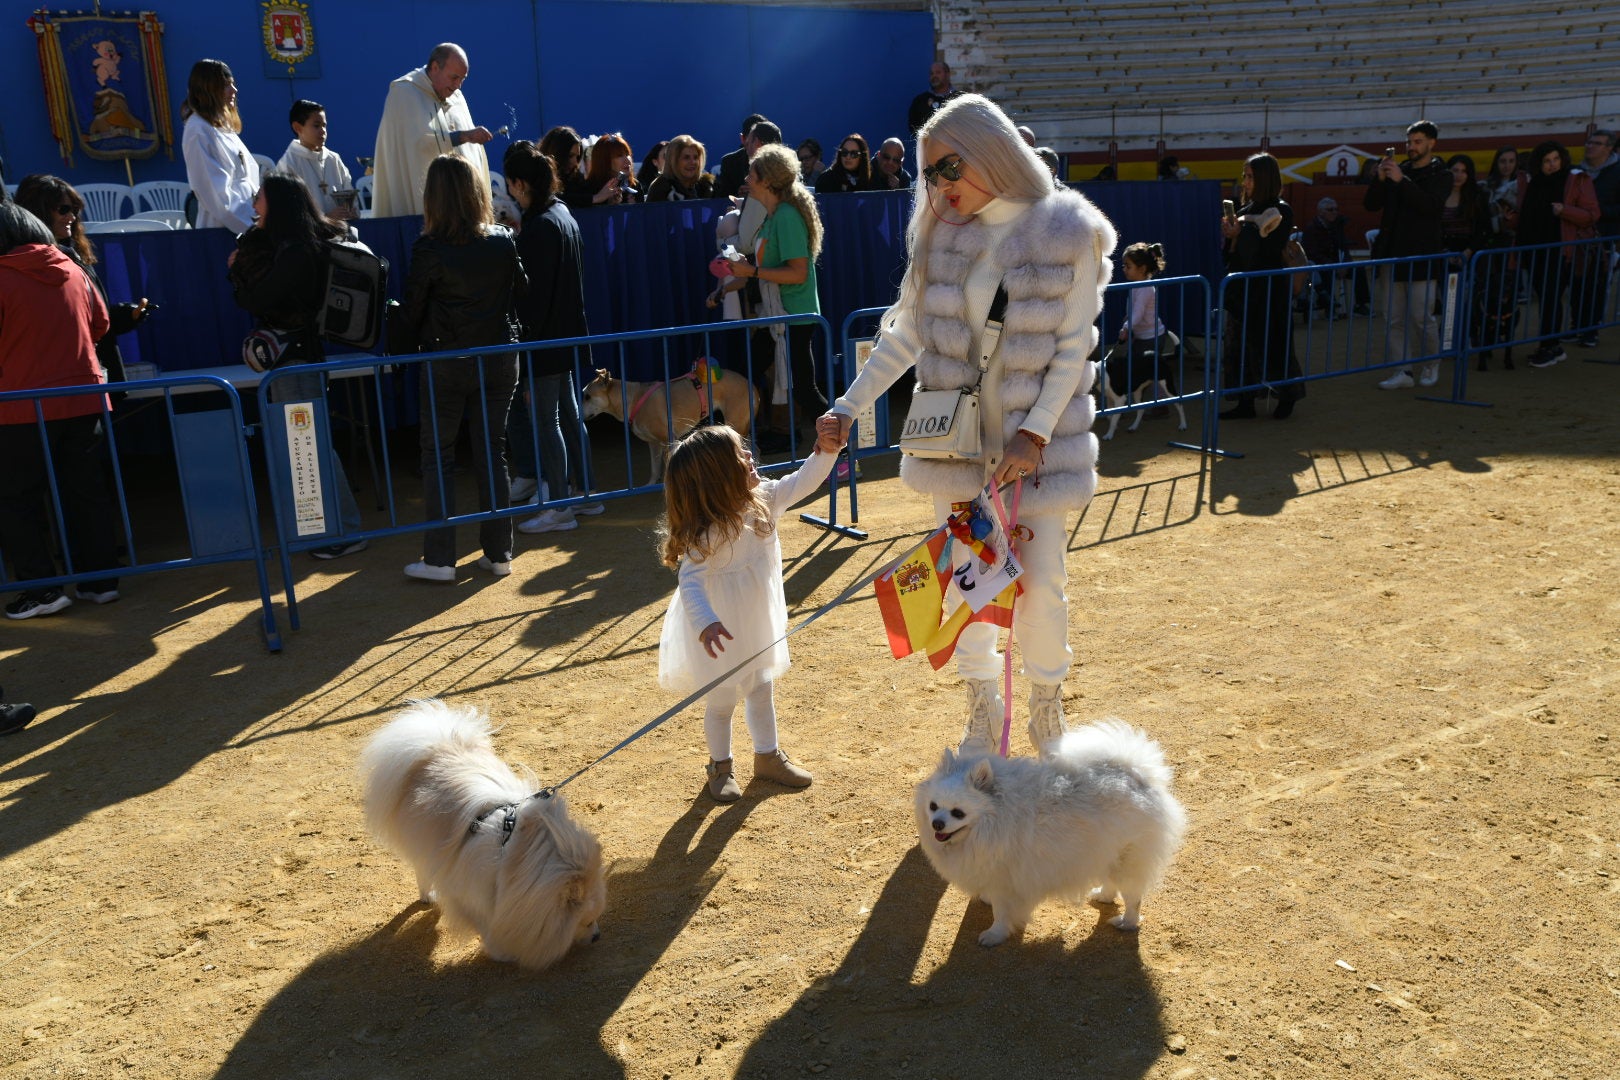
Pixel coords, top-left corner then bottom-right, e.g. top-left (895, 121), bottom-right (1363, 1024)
top-left (259, 314), bottom-right (853, 630)
top-left (0, 374), bottom-right (282, 650)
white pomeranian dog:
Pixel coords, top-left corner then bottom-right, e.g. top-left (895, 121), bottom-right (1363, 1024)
top-left (915, 720), bottom-right (1186, 946)
top-left (359, 699), bottom-right (607, 969)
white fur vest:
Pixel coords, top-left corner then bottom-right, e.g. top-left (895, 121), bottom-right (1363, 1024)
top-left (901, 186), bottom-right (1115, 516)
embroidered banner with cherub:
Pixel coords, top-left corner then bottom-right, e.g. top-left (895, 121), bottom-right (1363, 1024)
top-left (28, 9), bottom-right (173, 167)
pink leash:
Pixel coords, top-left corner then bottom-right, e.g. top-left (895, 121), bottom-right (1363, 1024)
top-left (625, 365), bottom-right (713, 427)
top-left (988, 479), bottom-right (1023, 757)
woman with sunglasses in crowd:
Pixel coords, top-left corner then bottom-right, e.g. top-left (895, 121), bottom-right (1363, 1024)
top-left (813, 134), bottom-right (871, 195)
top-left (818, 94), bottom-right (1115, 758)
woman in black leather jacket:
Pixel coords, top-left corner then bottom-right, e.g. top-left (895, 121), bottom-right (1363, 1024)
top-left (400, 154), bottom-right (529, 582)
top-left (1219, 152), bottom-right (1304, 419)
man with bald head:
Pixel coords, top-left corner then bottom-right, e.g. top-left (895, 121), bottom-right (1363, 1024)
top-left (371, 42), bottom-right (493, 217)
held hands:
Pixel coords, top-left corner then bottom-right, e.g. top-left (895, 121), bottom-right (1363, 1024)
top-left (699, 621), bottom-right (733, 659)
top-left (817, 411), bottom-right (852, 451)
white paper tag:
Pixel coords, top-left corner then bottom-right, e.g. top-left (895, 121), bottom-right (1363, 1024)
top-left (945, 488), bottom-right (1023, 613)
top-left (282, 401), bottom-right (328, 537)
top-left (852, 338), bottom-right (877, 450)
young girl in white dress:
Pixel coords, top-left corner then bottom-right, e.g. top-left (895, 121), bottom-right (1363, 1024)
top-left (657, 424), bottom-right (837, 802)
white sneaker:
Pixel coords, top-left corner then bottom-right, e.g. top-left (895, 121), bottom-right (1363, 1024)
top-left (403, 560), bottom-right (455, 582)
top-left (571, 501), bottom-right (605, 516)
top-left (477, 555), bottom-right (511, 577)
top-left (518, 507), bottom-right (578, 534)
top-left (1416, 362), bottom-right (1441, 387)
top-left (508, 476), bottom-right (539, 503)
top-left (1378, 370), bottom-right (1415, 390)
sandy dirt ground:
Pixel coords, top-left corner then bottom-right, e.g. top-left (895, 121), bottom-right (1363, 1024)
top-left (2, 348), bottom-right (1617, 1080)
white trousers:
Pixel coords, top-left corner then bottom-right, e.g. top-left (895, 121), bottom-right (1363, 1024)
top-left (1383, 278), bottom-right (1439, 366)
top-left (932, 494), bottom-right (1073, 685)
top-left (703, 680), bottom-right (778, 761)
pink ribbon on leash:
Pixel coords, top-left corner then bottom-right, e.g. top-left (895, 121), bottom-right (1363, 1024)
top-left (988, 479), bottom-right (1022, 758)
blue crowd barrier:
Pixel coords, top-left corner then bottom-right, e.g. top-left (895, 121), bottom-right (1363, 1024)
top-left (0, 374), bottom-right (282, 650)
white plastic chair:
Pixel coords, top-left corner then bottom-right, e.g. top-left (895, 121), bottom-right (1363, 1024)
top-left (132, 180), bottom-right (191, 213)
top-left (75, 183), bottom-right (136, 222)
top-left (130, 209), bottom-right (188, 229)
top-left (354, 174), bottom-right (374, 211)
top-left (83, 218), bottom-right (171, 234)
top-left (489, 171), bottom-right (507, 200)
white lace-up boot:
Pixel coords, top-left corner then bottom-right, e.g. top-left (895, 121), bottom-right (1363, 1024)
top-left (960, 677), bottom-right (1003, 754)
top-left (1027, 683), bottom-right (1068, 756)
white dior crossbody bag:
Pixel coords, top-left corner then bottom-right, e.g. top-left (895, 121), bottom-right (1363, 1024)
top-left (899, 282), bottom-right (1009, 461)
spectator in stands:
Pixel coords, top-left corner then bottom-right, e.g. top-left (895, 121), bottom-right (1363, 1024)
top-left (1091, 164), bottom-right (1116, 182)
top-left (815, 134), bottom-right (871, 195)
top-left (1036, 147), bottom-right (1060, 179)
top-left (1516, 140), bottom-right (1598, 369)
top-left (1299, 197), bottom-right (1372, 317)
top-left (1482, 146), bottom-right (1523, 246)
top-left (1017, 126), bottom-right (1036, 148)
top-left (502, 143), bottom-right (599, 537)
top-left (645, 134), bottom-right (714, 202)
top-left (716, 113), bottom-right (766, 200)
top-left (868, 138), bottom-right (913, 191)
top-left (797, 139), bottom-right (825, 186)
top-left (1365, 120), bottom-right (1452, 390)
top-left (567, 133), bottom-right (640, 208)
top-left (1574, 130), bottom-right (1617, 350)
top-left (1220, 152), bottom-right (1305, 419)
top-left (180, 59), bottom-right (258, 232)
top-left (371, 44), bottom-right (492, 219)
top-left (276, 99), bottom-right (355, 218)
top-left (1440, 154), bottom-right (1490, 260)
top-left (1157, 155), bottom-right (1181, 181)
top-left (399, 155), bottom-right (528, 582)
top-left (14, 175), bottom-right (153, 388)
top-left (908, 60), bottom-right (960, 136)
top-left (723, 144), bottom-right (826, 453)
top-left (821, 93), bottom-right (1115, 756)
top-left (540, 126), bottom-right (584, 187)
top-left (0, 203), bottom-right (119, 619)
top-left (636, 141), bottom-right (666, 194)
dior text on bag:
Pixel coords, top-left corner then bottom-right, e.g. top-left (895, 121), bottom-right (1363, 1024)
top-left (899, 284), bottom-right (1009, 461)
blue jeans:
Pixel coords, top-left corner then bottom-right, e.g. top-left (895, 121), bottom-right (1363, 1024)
top-left (267, 367), bottom-right (362, 533)
top-left (508, 368), bottom-right (587, 496)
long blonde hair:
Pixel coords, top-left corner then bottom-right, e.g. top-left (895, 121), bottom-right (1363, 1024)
top-left (421, 154), bottom-right (493, 244)
top-left (657, 426), bottom-right (771, 568)
top-left (662, 133), bottom-right (707, 181)
top-left (750, 144), bottom-right (822, 260)
top-left (891, 94), bottom-right (1054, 325)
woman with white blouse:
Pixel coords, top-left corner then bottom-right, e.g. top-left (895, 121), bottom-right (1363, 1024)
top-left (180, 59), bottom-right (259, 233)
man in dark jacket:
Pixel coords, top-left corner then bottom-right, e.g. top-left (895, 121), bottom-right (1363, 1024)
top-left (1300, 197), bottom-right (1371, 315)
top-left (908, 61), bottom-right (959, 136)
top-left (715, 114), bottom-right (766, 201)
top-left (1574, 130), bottom-right (1617, 349)
top-left (867, 138), bottom-right (914, 191)
top-left (1365, 119), bottom-right (1452, 389)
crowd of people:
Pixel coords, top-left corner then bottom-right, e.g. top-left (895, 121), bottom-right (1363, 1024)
top-left (2, 42), bottom-right (1615, 756)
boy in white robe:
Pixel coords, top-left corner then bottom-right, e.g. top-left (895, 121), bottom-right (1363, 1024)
top-left (276, 99), bottom-right (355, 218)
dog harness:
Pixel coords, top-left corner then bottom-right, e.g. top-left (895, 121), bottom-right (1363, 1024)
top-left (470, 790), bottom-right (551, 846)
top-left (624, 363), bottom-right (718, 427)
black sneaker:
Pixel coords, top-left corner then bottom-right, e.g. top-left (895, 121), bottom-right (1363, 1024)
top-left (1528, 347), bottom-right (1565, 368)
top-left (1576, 334), bottom-right (1599, 349)
top-left (1, 702), bottom-right (38, 736)
top-left (5, 588), bottom-right (72, 620)
top-left (311, 538), bottom-right (369, 560)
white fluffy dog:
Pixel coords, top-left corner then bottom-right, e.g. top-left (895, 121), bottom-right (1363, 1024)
top-left (359, 699), bottom-right (607, 969)
top-left (915, 720), bottom-right (1186, 946)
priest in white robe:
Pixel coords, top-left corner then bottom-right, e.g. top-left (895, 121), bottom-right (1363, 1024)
top-left (370, 43), bottom-right (492, 218)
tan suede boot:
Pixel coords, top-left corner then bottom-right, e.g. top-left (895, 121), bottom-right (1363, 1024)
top-left (960, 677), bottom-right (1003, 754)
top-left (753, 747), bottom-right (813, 788)
top-left (1027, 683), bottom-right (1068, 756)
top-left (706, 758), bottom-right (741, 802)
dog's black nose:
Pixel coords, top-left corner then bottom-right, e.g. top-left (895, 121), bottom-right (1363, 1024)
top-left (591, 930), bottom-right (601, 943)
top-left (931, 818), bottom-right (945, 832)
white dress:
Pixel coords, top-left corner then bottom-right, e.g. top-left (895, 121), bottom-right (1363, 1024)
top-left (658, 450), bottom-right (837, 696)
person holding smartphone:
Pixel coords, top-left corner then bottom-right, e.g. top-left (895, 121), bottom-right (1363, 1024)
top-left (1364, 120), bottom-right (1452, 389)
top-left (568, 133), bottom-right (640, 208)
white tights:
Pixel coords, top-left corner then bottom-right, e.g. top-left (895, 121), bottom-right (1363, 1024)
top-left (703, 680), bottom-right (778, 762)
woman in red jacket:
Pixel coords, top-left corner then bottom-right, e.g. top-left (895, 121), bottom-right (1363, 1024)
top-left (1514, 140), bottom-right (1599, 368)
top-left (0, 203), bottom-right (120, 619)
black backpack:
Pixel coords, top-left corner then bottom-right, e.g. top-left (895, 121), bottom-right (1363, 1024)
top-left (320, 237), bottom-right (389, 352)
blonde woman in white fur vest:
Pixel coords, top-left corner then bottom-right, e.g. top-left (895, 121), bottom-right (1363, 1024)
top-left (819, 94), bottom-right (1116, 757)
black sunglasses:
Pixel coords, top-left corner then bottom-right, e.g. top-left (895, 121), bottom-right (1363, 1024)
top-left (879, 153), bottom-right (904, 165)
top-left (839, 147), bottom-right (864, 158)
top-left (922, 154), bottom-right (965, 186)
top-left (57, 203), bottom-right (77, 215)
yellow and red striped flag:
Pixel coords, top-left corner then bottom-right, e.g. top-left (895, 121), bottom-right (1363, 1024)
top-left (873, 526), bottom-right (950, 660)
top-left (924, 579), bottom-right (1019, 671)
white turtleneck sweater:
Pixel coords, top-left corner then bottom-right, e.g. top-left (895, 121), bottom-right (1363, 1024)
top-left (833, 196), bottom-right (1093, 445)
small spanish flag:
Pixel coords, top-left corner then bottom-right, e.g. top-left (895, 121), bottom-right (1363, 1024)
top-left (873, 526), bottom-right (950, 660)
top-left (924, 579), bottom-right (1019, 671)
